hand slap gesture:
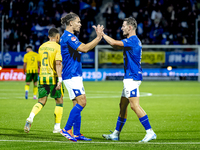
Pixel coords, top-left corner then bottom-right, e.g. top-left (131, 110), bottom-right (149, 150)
top-left (92, 24), bottom-right (104, 38)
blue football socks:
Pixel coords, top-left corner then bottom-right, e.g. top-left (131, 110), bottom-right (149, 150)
top-left (73, 115), bottom-right (81, 136)
top-left (64, 104), bottom-right (83, 131)
top-left (115, 116), bottom-right (127, 132)
top-left (139, 115), bottom-right (151, 130)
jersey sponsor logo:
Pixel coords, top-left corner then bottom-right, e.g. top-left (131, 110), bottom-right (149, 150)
top-left (71, 37), bottom-right (76, 41)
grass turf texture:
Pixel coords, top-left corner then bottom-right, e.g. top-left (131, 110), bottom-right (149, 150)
top-left (0, 81), bottom-right (200, 150)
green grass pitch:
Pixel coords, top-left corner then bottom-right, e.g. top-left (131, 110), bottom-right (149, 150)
top-left (0, 81), bottom-right (200, 150)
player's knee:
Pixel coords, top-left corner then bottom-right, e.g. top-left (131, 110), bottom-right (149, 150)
top-left (79, 101), bottom-right (86, 107)
top-left (119, 102), bottom-right (128, 110)
top-left (78, 99), bottom-right (86, 107)
top-left (119, 102), bottom-right (122, 108)
top-left (130, 105), bottom-right (135, 111)
top-left (130, 104), bottom-right (139, 112)
top-left (56, 98), bottom-right (63, 104)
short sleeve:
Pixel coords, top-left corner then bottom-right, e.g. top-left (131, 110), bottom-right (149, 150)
top-left (23, 54), bottom-right (27, 63)
top-left (121, 39), bottom-right (133, 48)
top-left (55, 45), bottom-right (62, 61)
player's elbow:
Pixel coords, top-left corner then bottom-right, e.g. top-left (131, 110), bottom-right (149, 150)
top-left (56, 60), bottom-right (62, 65)
top-left (111, 41), bottom-right (123, 50)
top-left (110, 41), bottom-right (120, 48)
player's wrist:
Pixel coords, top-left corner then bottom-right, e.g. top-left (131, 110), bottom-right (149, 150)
top-left (102, 33), bottom-right (106, 38)
top-left (97, 36), bottom-right (102, 41)
top-left (58, 77), bottom-right (62, 82)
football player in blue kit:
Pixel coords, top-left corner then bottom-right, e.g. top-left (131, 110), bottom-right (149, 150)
top-left (59, 12), bottom-right (104, 142)
top-left (101, 17), bottom-right (157, 142)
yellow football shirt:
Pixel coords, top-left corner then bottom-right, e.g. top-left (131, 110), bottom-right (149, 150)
top-left (38, 41), bottom-right (62, 85)
top-left (23, 51), bottom-right (40, 73)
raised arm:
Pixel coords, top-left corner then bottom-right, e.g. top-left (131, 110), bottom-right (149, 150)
top-left (77, 25), bottom-right (104, 53)
top-left (103, 34), bottom-right (124, 50)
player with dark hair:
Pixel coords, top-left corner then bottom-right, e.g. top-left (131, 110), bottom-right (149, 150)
top-left (59, 12), bottom-right (104, 142)
top-left (23, 45), bottom-right (40, 99)
top-left (24, 28), bottom-right (64, 134)
top-left (101, 17), bottom-right (157, 142)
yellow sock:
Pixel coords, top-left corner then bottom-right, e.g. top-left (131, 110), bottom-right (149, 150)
top-left (33, 86), bottom-right (38, 96)
top-left (25, 85), bottom-right (30, 91)
top-left (54, 104), bottom-right (63, 123)
top-left (31, 102), bottom-right (44, 116)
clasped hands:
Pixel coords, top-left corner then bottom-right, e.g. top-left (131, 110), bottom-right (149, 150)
top-left (92, 25), bottom-right (105, 39)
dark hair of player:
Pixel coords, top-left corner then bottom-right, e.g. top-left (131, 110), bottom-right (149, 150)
top-left (48, 28), bottom-right (59, 37)
top-left (26, 45), bottom-right (32, 50)
top-left (61, 12), bottom-right (79, 26)
top-left (124, 17), bottom-right (137, 30)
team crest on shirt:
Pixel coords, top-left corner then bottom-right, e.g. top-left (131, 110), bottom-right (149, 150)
top-left (71, 37), bottom-right (76, 41)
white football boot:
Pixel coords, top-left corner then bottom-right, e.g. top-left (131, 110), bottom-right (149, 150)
top-left (53, 128), bottom-right (62, 133)
top-left (24, 117), bottom-right (33, 133)
top-left (139, 131), bottom-right (157, 143)
top-left (102, 130), bottom-right (119, 141)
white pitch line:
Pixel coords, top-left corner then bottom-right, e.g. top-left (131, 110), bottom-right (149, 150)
top-left (0, 140), bottom-right (200, 145)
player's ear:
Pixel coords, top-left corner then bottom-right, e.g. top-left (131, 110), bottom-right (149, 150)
top-left (56, 34), bottom-right (60, 40)
top-left (129, 25), bottom-right (132, 31)
top-left (69, 20), bottom-right (73, 26)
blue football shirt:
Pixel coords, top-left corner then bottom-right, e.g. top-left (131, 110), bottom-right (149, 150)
top-left (121, 35), bottom-right (143, 80)
top-left (60, 30), bottom-right (82, 80)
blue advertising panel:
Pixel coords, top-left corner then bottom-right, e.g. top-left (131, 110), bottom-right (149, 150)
top-left (165, 52), bottom-right (198, 66)
top-left (0, 51), bottom-right (94, 66)
top-left (81, 51), bottom-right (94, 64)
top-left (0, 52), bottom-right (26, 66)
top-left (82, 68), bottom-right (198, 81)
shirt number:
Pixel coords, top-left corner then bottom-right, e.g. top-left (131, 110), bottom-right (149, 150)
top-left (42, 52), bottom-right (48, 66)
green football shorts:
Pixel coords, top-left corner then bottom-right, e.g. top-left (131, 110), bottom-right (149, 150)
top-left (38, 84), bottom-right (64, 99)
top-left (26, 73), bottom-right (38, 82)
